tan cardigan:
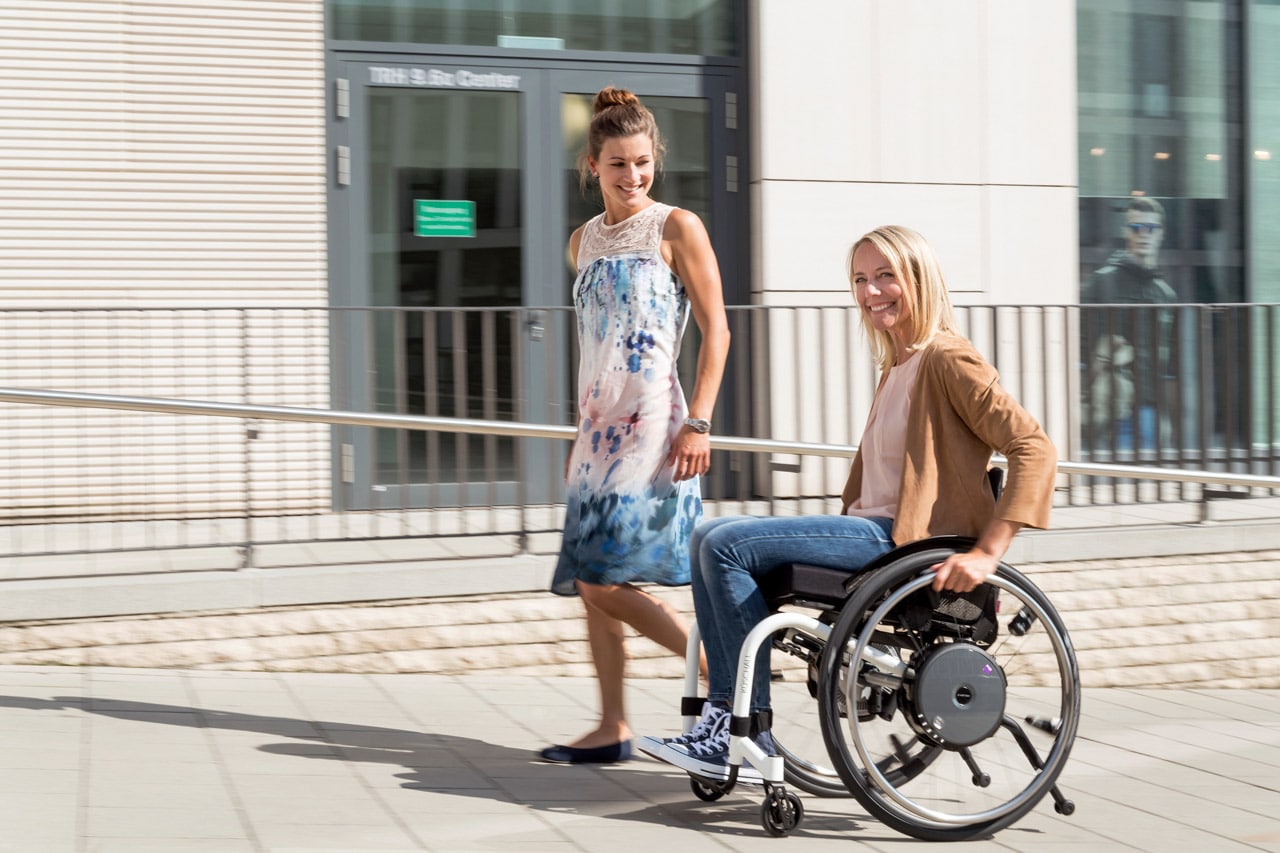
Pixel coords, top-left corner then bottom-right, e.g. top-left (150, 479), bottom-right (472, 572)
top-left (841, 333), bottom-right (1057, 544)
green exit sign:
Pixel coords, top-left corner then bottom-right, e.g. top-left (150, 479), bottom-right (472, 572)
top-left (414, 200), bottom-right (475, 237)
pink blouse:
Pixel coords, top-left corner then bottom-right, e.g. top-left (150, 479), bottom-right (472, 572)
top-left (846, 353), bottom-right (923, 519)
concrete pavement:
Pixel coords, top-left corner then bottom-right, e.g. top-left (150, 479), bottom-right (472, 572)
top-left (0, 665), bottom-right (1277, 852)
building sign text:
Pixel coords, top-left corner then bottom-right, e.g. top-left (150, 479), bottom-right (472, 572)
top-left (369, 66), bottom-right (521, 90)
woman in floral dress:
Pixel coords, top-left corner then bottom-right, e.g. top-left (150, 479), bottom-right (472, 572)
top-left (539, 87), bottom-right (730, 764)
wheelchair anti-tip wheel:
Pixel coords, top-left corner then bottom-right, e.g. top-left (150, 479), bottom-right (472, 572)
top-left (817, 548), bottom-right (1080, 842)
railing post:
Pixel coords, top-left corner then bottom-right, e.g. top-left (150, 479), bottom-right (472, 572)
top-left (240, 308), bottom-right (254, 569)
top-left (514, 308), bottom-right (528, 554)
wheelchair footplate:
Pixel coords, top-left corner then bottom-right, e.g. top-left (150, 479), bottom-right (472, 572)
top-left (639, 719), bottom-right (805, 837)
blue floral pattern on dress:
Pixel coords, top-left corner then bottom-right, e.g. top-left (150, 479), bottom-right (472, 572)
top-left (552, 204), bottom-right (702, 595)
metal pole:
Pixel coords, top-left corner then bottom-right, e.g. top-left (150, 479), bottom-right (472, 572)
top-left (240, 309), bottom-right (254, 569)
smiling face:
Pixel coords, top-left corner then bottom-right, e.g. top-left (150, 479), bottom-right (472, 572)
top-left (588, 133), bottom-right (655, 222)
top-left (851, 241), bottom-right (915, 359)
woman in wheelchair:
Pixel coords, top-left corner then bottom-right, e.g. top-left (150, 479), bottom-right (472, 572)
top-left (637, 224), bottom-right (1057, 786)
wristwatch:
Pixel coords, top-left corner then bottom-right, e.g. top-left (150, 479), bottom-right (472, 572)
top-left (684, 417), bottom-right (712, 434)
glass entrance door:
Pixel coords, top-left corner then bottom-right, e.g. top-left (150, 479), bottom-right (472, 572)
top-left (330, 58), bottom-right (731, 510)
top-left (366, 82), bottom-right (522, 503)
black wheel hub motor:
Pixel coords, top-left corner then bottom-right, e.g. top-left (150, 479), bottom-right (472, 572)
top-left (904, 643), bottom-right (1006, 748)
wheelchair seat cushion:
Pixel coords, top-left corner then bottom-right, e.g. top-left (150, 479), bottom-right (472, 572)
top-left (759, 562), bottom-right (854, 611)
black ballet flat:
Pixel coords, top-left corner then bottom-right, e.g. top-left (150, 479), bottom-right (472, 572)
top-left (538, 740), bottom-right (633, 764)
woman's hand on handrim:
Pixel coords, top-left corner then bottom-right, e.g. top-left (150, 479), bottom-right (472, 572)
top-left (929, 549), bottom-right (999, 594)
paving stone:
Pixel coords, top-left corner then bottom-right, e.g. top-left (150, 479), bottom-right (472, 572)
top-left (1, 667), bottom-right (1278, 851)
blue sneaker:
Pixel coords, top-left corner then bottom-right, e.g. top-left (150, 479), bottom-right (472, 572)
top-left (636, 701), bottom-right (725, 758)
top-left (639, 716), bottom-right (777, 784)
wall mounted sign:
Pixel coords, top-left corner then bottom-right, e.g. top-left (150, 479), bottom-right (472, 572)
top-left (414, 200), bottom-right (475, 238)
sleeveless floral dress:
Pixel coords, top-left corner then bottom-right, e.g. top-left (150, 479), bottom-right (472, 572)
top-left (551, 202), bottom-right (703, 595)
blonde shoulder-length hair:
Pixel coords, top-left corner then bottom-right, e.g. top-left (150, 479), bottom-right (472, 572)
top-left (848, 225), bottom-right (960, 373)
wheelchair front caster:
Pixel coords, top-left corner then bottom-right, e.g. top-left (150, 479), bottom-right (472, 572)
top-left (690, 777), bottom-right (728, 801)
top-left (761, 788), bottom-right (804, 837)
top-left (1055, 799), bottom-right (1076, 816)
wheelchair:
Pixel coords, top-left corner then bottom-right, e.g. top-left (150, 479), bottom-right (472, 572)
top-left (665, 533), bottom-right (1081, 841)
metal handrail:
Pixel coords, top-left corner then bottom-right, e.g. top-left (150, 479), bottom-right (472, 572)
top-left (6, 386), bottom-right (1280, 490)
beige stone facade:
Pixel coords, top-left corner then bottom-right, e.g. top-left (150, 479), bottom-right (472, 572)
top-left (2, 550), bottom-right (1276, 689)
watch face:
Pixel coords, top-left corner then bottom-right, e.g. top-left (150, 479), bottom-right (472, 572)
top-left (685, 417), bottom-right (711, 433)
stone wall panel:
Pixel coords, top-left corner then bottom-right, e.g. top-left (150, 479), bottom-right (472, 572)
top-left (0, 555), bottom-right (1276, 688)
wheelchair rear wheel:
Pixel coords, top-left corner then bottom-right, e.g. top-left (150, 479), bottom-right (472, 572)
top-left (816, 549), bottom-right (1080, 841)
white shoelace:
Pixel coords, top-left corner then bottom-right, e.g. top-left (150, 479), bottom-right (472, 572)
top-left (679, 711), bottom-right (731, 757)
top-left (662, 704), bottom-right (728, 745)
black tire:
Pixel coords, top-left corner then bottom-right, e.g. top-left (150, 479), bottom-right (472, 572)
top-left (761, 790), bottom-right (805, 837)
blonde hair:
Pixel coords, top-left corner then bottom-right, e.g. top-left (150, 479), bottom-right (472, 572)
top-left (577, 86), bottom-right (666, 192)
top-left (848, 225), bottom-right (960, 372)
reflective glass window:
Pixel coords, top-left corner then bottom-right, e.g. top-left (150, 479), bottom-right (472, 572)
top-left (1077, 0), bottom-right (1244, 304)
top-left (328, 0), bottom-right (738, 57)
top-left (1076, 1), bottom-right (1246, 460)
top-left (1249, 1), bottom-right (1280, 301)
top-left (366, 88), bottom-right (523, 484)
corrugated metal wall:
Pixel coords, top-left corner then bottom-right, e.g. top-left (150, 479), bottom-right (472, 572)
top-left (0, 1), bottom-right (331, 525)
top-left (0, 0), bottom-right (326, 305)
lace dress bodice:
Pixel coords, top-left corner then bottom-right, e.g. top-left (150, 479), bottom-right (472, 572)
top-left (576, 202), bottom-right (672, 272)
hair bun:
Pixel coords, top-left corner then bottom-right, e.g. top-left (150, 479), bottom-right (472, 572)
top-left (593, 86), bottom-right (640, 114)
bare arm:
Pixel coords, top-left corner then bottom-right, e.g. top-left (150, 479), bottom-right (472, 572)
top-left (663, 208), bottom-right (730, 482)
top-left (563, 225), bottom-right (586, 481)
top-left (567, 224), bottom-right (585, 271)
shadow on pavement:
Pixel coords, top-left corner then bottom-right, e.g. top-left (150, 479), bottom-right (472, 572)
top-left (0, 692), bottom-right (887, 841)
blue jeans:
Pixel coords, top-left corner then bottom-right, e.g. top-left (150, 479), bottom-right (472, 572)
top-left (689, 514), bottom-right (896, 713)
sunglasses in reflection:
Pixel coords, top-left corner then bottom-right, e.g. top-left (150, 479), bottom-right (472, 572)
top-left (1126, 223), bottom-right (1162, 234)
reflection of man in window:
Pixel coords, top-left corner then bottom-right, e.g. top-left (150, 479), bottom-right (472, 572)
top-left (1080, 197), bottom-right (1176, 453)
